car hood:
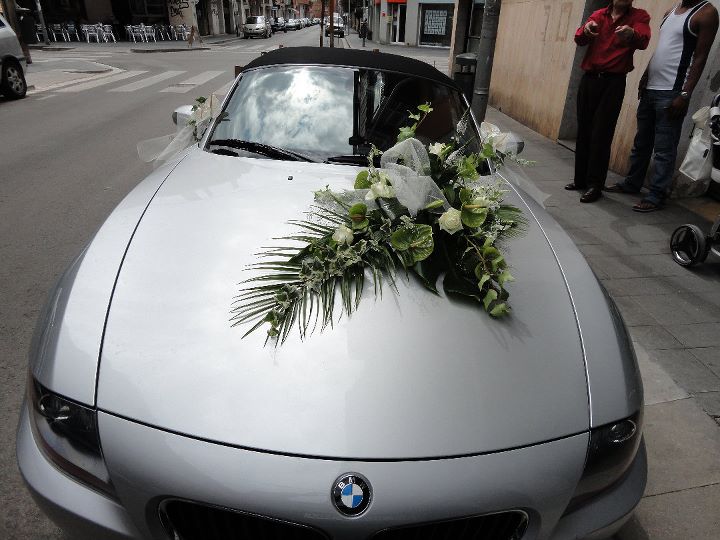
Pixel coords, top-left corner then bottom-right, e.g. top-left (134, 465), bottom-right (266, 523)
top-left (97, 150), bottom-right (588, 459)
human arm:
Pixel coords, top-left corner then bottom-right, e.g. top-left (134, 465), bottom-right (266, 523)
top-left (668, 6), bottom-right (720, 119)
top-left (575, 12), bottom-right (601, 46)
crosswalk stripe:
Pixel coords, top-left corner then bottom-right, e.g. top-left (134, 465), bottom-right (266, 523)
top-left (109, 70), bottom-right (185, 92)
top-left (159, 70), bottom-right (225, 93)
top-left (213, 80), bottom-right (235, 96)
top-left (56, 70), bottom-right (147, 92)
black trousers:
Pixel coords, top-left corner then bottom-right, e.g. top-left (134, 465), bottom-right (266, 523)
top-left (574, 73), bottom-right (627, 190)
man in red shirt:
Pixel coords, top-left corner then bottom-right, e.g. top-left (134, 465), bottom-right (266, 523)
top-left (567, 1), bottom-right (651, 203)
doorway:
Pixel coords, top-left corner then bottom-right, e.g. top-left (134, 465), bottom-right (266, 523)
top-left (391, 4), bottom-right (406, 43)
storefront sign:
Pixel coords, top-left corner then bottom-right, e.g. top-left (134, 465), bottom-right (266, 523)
top-left (423, 9), bottom-right (446, 35)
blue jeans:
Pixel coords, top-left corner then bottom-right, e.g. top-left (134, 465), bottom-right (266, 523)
top-left (619, 90), bottom-right (686, 205)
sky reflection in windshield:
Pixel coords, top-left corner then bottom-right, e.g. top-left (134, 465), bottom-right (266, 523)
top-left (215, 67), bottom-right (354, 158)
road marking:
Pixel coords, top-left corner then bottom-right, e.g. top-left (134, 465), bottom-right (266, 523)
top-left (109, 70), bottom-right (185, 92)
top-left (160, 70), bottom-right (225, 93)
top-left (213, 80), bottom-right (234, 96)
top-left (56, 70), bottom-right (145, 92)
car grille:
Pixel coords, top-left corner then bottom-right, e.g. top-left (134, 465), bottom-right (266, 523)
top-left (371, 511), bottom-right (528, 540)
top-left (160, 500), bottom-right (329, 540)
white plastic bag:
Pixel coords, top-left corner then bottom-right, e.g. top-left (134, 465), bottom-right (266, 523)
top-left (677, 108), bottom-right (713, 197)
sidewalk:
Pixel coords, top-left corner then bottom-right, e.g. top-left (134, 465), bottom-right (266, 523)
top-left (486, 108), bottom-right (720, 540)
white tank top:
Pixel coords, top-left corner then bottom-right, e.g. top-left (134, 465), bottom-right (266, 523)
top-left (647, 1), bottom-right (709, 91)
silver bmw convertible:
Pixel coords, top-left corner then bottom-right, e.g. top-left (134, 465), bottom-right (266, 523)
top-left (17, 47), bottom-right (645, 540)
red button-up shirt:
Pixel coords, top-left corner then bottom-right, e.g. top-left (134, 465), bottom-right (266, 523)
top-left (575, 6), bottom-right (651, 74)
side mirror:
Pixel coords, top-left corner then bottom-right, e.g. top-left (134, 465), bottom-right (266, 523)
top-left (172, 105), bottom-right (195, 133)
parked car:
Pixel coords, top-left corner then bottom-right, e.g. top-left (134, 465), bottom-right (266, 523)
top-left (0, 13), bottom-right (27, 99)
top-left (285, 18), bottom-right (299, 30)
top-left (271, 17), bottom-right (286, 32)
top-left (325, 15), bottom-right (345, 37)
top-left (243, 15), bottom-right (272, 39)
top-left (18, 47), bottom-right (645, 540)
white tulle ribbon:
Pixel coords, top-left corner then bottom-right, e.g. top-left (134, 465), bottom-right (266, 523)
top-left (137, 94), bottom-right (221, 167)
top-left (379, 138), bottom-right (449, 216)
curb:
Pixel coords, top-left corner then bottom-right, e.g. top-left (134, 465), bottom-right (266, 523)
top-left (131, 47), bottom-right (211, 53)
top-left (28, 45), bottom-right (75, 51)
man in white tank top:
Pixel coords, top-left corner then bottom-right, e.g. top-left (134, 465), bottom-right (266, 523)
top-left (607, 0), bottom-right (719, 211)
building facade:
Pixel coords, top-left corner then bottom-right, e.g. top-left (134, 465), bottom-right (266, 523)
top-left (478, 0), bottom-right (720, 197)
top-left (16, 0), bottom-right (253, 36)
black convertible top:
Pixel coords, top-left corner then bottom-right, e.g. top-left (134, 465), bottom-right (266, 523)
top-left (242, 47), bottom-right (459, 89)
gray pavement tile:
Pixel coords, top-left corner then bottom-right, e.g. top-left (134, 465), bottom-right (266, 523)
top-left (663, 271), bottom-right (720, 293)
top-left (564, 227), bottom-right (604, 245)
top-left (612, 297), bottom-right (659, 327)
top-left (666, 322), bottom-right (720, 348)
top-left (642, 398), bottom-right (720, 497)
top-left (635, 345), bottom-right (689, 405)
top-left (628, 325), bottom-right (684, 350)
top-left (646, 349), bottom-right (720, 393)
top-left (585, 255), bottom-right (643, 279)
top-left (623, 254), bottom-right (693, 277)
top-left (618, 483), bottom-right (720, 540)
top-left (693, 391), bottom-right (720, 417)
top-left (600, 277), bottom-right (679, 297)
top-left (689, 347), bottom-right (720, 377)
top-left (630, 293), bottom-right (720, 325)
top-left (579, 241), bottom-right (669, 257)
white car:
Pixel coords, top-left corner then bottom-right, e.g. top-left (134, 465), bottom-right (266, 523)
top-left (0, 14), bottom-right (27, 99)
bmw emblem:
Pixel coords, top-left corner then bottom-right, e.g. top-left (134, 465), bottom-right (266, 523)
top-left (332, 473), bottom-right (372, 517)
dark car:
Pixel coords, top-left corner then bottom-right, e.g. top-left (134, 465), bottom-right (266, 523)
top-left (271, 17), bottom-right (286, 32)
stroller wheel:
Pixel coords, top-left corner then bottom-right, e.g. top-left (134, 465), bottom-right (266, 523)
top-left (670, 224), bottom-right (709, 267)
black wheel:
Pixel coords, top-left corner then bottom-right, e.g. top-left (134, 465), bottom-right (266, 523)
top-left (670, 224), bottom-right (709, 267)
top-left (1, 60), bottom-right (27, 100)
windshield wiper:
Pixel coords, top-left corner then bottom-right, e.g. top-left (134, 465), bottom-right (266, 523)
top-left (208, 139), bottom-right (314, 162)
top-left (325, 154), bottom-right (370, 166)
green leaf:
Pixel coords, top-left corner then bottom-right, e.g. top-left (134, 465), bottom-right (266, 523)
top-left (483, 289), bottom-right (498, 311)
top-left (498, 271), bottom-right (514, 287)
top-left (397, 126), bottom-right (415, 142)
top-left (408, 112), bottom-right (421, 121)
top-left (352, 218), bottom-right (370, 231)
top-left (461, 205), bottom-right (488, 228)
top-left (424, 199), bottom-right (444, 210)
top-left (354, 170), bottom-right (371, 189)
top-left (459, 188), bottom-right (474, 205)
top-left (443, 186), bottom-right (456, 205)
top-left (349, 203), bottom-right (368, 223)
top-left (390, 228), bottom-right (412, 251)
top-left (489, 303), bottom-right (510, 317)
top-left (491, 256), bottom-right (506, 272)
top-left (418, 103), bottom-right (433, 113)
top-left (390, 224), bottom-right (434, 263)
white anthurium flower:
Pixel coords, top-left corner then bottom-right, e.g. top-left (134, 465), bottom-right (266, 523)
top-left (365, 181), bottom-right (395, 200)
top-left (332, 224), bottom-right (354, 245)
top-left (438, 208), bottom-right (464, 234)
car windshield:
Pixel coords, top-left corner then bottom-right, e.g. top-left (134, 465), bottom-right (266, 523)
top-left (209, 65), bottom-right (477, 162)
top-left (246, 16), bottom-right (262, 24)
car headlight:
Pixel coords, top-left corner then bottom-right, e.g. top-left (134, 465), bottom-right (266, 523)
top-left (564, 412), bottom-right (642, 514)
top-left (28, 378), bottom-right (116, 498)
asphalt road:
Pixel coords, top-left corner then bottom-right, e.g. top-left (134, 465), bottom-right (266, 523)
top-left (0, 26), bottom-right (323, 540)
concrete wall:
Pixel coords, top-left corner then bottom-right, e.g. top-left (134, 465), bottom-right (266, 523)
top-left (167, 0), bottom-right (199, 26)
top-left (485, 0), bottom-right (720, 194)
top-left (85, 0), bottom-right (113, 22)
top-left (489, 0), bottom-right (586, 140)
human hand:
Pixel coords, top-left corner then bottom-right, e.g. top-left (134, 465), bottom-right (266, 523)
top-left (615, 25), bottom-right (635, 43)
top-left (666, 96), bottom-right (689, 121)
top-left (584, 21), bottom-right (599, 37)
